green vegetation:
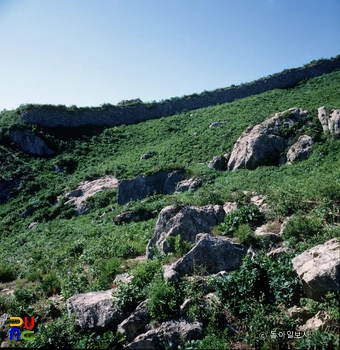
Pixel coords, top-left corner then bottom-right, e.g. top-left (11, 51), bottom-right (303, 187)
top-left (0, 66), bottom-right (339, 348)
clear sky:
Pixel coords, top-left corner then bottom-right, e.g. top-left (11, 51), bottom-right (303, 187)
top-left (0, 0), bottom-right (339, 111)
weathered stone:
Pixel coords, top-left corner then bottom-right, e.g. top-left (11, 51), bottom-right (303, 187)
top-left (292, 238), bottom-right (340, 300)
top-left (170, 233), bottom-right (246, 277)
top-left (146, 205), bottom-right (225, 259)
top-left (114, 210), bottom-right (152, 224)
top-left (10, 129), bottom-right (54, 155)
top-left (208, 156), bottom-right (228, 170)
top-left (28, 222), bottom-right (39, 230)
top-left (63, 176), bottom-right (118, 215)
top-left (223, 202), bottom-right (238, 214)
top-left (209, 121), bottom-right (227, 128)
top-left (140, 153), bottom-right (154, 160)
top-left (118, 170), bottom-right (183, 205)
top-left (227, 108), bottom-right (309, 170)
top-left (66, 289), bottom-right (124, 328)
top-left (125, 318), bottom-right (203, 349)
top-left (113, 273), bottom-right (132, 285)
top-left (117, 300), bottom-right (151, 342)
top-left (286, 135), bottom-right (314, 163)
top-left (174, 177), bottom-right (202, 193)
top-left (318, 106), bottom-right (340, 136)
top-left (298, 311), bottom-right (333, 333)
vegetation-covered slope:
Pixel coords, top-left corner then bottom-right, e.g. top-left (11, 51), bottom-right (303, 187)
top-left (0, 68), bottom-right (339, 349)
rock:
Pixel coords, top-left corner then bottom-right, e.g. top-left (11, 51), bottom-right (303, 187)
top-left (208, 156), bottom-right (228, 170)
top-left (125, 318), bottom-right (203, 349)
top-left (28, 221), bottom-right (39, 230)
top-left (10, 129), bottom-right (54, 155)
top-left (63, 176), bottom-right (118, 215)
top-left (287, 306), bottom-right (314, 323)
top-left (292, 238), bottom-right (340, 300)
top-left (209, 121), bottom-right (227, 128)
top-left (223, 202), bottom-right (238, 214)
top-left (163, 265), bottom-right (180, 282)
top-left (286, 135), bottom-right (314, 163)
top-left (117, 170), bottom-right (184, 205)
top-left (146, 205), bottom-right (225, 259)
top-left (298, 311), bottom-right (332, 333)
top-left (174, 177), bottom-right (202, 193)
top-left (117, 300), bottom-right (151, 342)
top-left (318, 106), bottom-right (340, 136)
top-left (114, 210), bottom-right (152, 224)
top-left (113, 273), bottom-right (132, 285)
top-left (66, 289), bottom-right (124, 328)
top-left (170, 233), bottom-right (247, 277)
top-left (140, 153), bottom-right (154, 160)
top-left (20, 205), bottom-right (36, 218)
top-left (227, 108), bottom-right (309, 170)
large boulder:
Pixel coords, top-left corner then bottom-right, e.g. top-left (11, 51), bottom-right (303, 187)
top-left (66, 289), bottom-right (124, 328)
top-left (286, 135), bottom-right (314, 163)
top-left (146, 205), bottom-right (225, 259)
top-left (170, 233), bottom-right (246, 277)
top-left (125, 318), bottom-right (203, 349)
top-left (174, 177), bottom-right (202, 193)
top-left (117, 300), bottom-right (151, 342)
top-left (10, 129), bottom-right (54, 155)
top-left (118, 170), bottom-right (183, 205)
top-left (292, 238), bottom-right (340, 300)
top-left (318, 106), bottom-right (340, 136)
top-left (227, 108), bottom-right (309, 170)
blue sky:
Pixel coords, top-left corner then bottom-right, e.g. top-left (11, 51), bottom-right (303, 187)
top-left (0, 0), bottom-right (339, 111)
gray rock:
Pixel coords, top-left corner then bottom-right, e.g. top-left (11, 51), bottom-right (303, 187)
top-left (117, 300), bottom-right (151, 342)
top-left (227, 108), bottom-right (309, 170)
top-left (318, 106), bottom-right (340, 136)
top-left (28, 221), bottom-right (39, 230)
top-left (66, 289), bottom-right (124, 328)
top-left (208, 156), bottom-right (228, 170)
top-left (146, 205), bottom-right (225, 259)
top-left (286, 135), bottom-right (314, 163)
top-left (174, 177), bottom-right (202, 193)
top-left (114, 210), bottom-right (152, 224)
top-left (10, 129), bottom-right (54, 155)
top-left (118, 170), bottom-right (183, 205)
top-left (292, 238), bottom-right (340, 300)
top-left (170, 233), bottom-right (246, 277)
top-left (125, 318), bottom-right (203, 349)
top-left (209, 121), bottom-right (227, 128)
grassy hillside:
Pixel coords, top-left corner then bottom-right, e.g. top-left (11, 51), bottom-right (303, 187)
top-left (0, 69), bottom-right (339, 348)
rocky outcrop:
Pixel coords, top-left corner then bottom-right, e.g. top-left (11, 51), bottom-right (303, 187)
top-left (146, 205), bottom-right (225, 259)
top-left (168, 233), bottom-right (246, 277)
top-left (117, 300), bottom-right (151, 342)
top-left (125, 318), bottom-right (203, 349)
top-left (117, 170), bottom-right (183, 205)
top-left (292, 238), bottom-right (340, 300)
top-left (10, 129), bottom-right (54, 155)
top-left (286, 135), bottom-right (314, 163)
top-left (318, 106), bottom-right (340, 136)
top-left (66, 289), bottom-right (124, 328)
top-left (63, 176), bottom-right (118, 215)
top-left (209, 121), bottom-right (227, 128)
top-left (227, 108), bottom-right (309, 170)
top-left (174, 177), bottom-right (202, 193)
top-left (18, 57), bottom-right (340, 128)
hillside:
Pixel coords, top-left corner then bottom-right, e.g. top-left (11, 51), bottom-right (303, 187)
top-left (0, 62), bottom-right (339, 349)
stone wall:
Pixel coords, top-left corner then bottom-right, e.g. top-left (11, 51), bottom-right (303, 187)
top-left (18, 57), bottom-right (340, 128)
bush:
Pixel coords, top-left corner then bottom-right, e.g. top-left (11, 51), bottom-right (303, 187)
top-left (220, 204), bottom-right (260, 235)
top-left (147, 278), bottom-right (180, 321)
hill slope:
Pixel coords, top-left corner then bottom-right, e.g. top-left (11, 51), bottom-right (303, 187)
top-left (0, 67), bottom-right (339, 349)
